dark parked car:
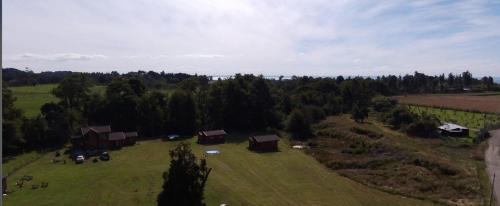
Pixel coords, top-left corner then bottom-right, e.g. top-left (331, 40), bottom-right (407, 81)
top-left (99, 152), bottom-right (110, 161)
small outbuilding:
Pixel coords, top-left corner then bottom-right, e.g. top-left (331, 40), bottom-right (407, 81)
top-left (249, 135), bottom-right (279, 151)
top-left (438, 122), bottom-right (469, 136)
top-left (124, 132), bottom-right (138, 145)
top-left (108, 132), bottom-right (126, 148)
top-left (198, 130), bottom-right (226, 144)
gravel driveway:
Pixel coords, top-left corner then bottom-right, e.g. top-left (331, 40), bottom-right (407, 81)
top-left (485, 129), bottom-right (500, 206)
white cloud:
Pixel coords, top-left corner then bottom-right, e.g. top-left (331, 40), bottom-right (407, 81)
top-left (9, 53), bottom-right (107, 61)
top-left (2, 0), bottom-right (500, 76)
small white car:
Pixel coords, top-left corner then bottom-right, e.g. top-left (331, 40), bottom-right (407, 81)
top-left (168, 134), bottom-right (180, 140)
top-left (75, 155), bottom-right (85, 164)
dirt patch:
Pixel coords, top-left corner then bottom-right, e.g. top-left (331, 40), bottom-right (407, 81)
top-left (393, 94), bottom-right (500, 114)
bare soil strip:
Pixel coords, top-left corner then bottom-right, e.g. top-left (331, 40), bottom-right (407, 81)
top-left (394, 95), bottom-right (500, 114)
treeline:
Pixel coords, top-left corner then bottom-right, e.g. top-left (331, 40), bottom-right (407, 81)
top-left (2, 70), bottom-right (498, 155)
top-left (2, 68), bottom-right (197, 88)
top-left (3, 68), bottom-right (498, 93)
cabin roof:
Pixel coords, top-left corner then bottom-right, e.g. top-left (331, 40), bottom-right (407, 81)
top-left (201, 130), bottom-right (226, 136)
top-left (71, 135), bottom-right (82, 139)
top-left (81, 125), bottom-right (111, 135)
top-left (108, 132), bottom-right (126, 140)
top-left (124, 132), bottom-right (138, 137)
top-left (250, 135), bottom-right (280, 143)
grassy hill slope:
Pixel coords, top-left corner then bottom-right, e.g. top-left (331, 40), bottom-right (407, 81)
top-left (3, 137), bottom-right (434, 206)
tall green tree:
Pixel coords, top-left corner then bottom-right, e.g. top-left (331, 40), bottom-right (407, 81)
top-left (157, 142), bottom-right (211, 206)
top-left (52, 73), bottom-right (91, 109)
top-left (286, 109), bottom-right (312, 139)
top-left (105, 77), bottom-right (143, 131)
top-left (168, 90), bottom-right (197, 134)
top-left (248, 77), bottom-right (277, 129)
top-left (21, 116), bottom-right (48, 149)
top-left (2, 84), bottom-right (25, 154)
top-left (137, 91), bottom-right (167, 136)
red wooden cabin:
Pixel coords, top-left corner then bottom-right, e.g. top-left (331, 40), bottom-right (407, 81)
top-left (197, 130), bottom-right (226, 144)
top-left (249, 135), bottom-right (279, 151)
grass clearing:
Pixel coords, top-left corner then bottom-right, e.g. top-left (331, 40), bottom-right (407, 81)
top-left (3, 137), bottom-right (434, 206)
top-left (10, 84), bottom-right (106, 118)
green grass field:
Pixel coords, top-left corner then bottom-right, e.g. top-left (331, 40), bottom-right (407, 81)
top-left (10, 84), bottom-right (106, 118)
top-left (3, 137), bottom-right (434, 206)
top-left (407, 105), bottom-right (500, 136)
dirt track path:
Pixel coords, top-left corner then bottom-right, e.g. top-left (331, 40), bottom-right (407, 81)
top-left (486, 129), bottom-right (500, 206)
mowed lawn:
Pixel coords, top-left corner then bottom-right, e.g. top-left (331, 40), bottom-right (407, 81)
top-left (3, 137), bottom-right (434, 206)
top-left (10, 84), bottom-right (106, 118)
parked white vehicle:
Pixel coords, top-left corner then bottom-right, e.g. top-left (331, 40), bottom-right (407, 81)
top-left (75, 155), bottom-right (85, 164)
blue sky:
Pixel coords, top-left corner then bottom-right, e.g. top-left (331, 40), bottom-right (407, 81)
top-left (2, 0), bottom-right (500, 76)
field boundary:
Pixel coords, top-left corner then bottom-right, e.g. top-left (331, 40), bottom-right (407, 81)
top-left (401, 103), bottom-right (500, 115)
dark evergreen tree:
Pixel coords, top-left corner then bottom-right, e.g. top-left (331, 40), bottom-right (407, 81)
top-left (157, 142), bottom-right (211, 206)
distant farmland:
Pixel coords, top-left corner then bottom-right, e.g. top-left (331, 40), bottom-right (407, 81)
top-left (394, 94), bottom-right (500, 114)
top-left (11, 84), bottom-right (106, 118)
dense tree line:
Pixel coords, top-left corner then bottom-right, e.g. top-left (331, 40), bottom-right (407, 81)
top-left (2, 68), bottom-right (200, 88)
top-left (3, 70), bottom-right (497, 155)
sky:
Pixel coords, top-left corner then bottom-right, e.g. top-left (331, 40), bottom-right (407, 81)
top-left (2, 0), bottom-right (500, 76)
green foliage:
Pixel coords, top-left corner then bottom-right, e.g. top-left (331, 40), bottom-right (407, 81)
top-left (167, 90), bottom-right (197, 134)
top-left (105, 77), bottom-right (144, 131)
top-left (21, 116), bottom-right (49, 149)
top-left (351, 104), bottom-right (368, 123)
top-left (3, 84), bottom-right (25, 154)
top-left (404, 115), bottom-right (439, 138)
top-left (137, 91), bottom-right (167, 136)
top-left (387, 106), bottom-right (414, 129)
top-left (157, 142), bottom-right (211, 206)
top-left (286, 109), bottom-right (312, 139)
top-left (371, 95), bottom-right (396, 112)
top-left (52, 73), bottom-right (92, 109)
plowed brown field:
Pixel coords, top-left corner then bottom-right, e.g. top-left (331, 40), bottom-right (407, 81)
top-left (394, 94), bottom-right (500, 113)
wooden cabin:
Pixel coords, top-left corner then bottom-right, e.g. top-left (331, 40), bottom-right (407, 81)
top-left (438, 122), bottom-right (469, 136)
top-left (124, 132), bottom-right (138, 145)
top-left (108, 132), bottom-right (126, 148)
top-left (198, 130), bottom-right (226, 144)
top-left (71, 125), bottom-right (138, 150)
top-left (249, 135), bottom-right (279, 151)
top-left (80, 125), bottom-right (111, 149)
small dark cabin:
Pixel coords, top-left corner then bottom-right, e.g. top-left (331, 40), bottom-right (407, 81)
top-left (124, 132), bottom-right (138, 145)
top-left (109, 132), bottom-right (126, 148)
top-left (249, 135), bottom-right (279, 151)
top-left (198, 130), bottom-right (226, 144)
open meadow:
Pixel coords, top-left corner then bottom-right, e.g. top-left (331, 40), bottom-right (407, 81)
top-left (308, 115), bottom-right (492, 205)
top-left (3, 136), bottom-right (434, 206)
top-left (10, 84), bottom-right (106, 118)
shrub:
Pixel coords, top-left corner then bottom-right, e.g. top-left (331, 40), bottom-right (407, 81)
top-left (286, 110), bottom-right (312, 139)
top-left (405, 115), bottom-right (439, 138)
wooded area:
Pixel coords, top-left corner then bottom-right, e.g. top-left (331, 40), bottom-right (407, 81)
top-left (3, 68), bottom-right (499, 156)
